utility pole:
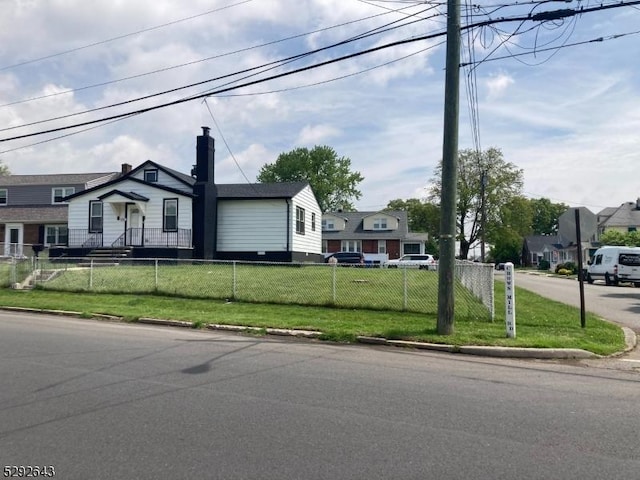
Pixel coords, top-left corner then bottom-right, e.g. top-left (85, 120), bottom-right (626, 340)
top-left (480, 170), bottom-right (487, 262)
top-left (437, 0), bottom-right (461, 335)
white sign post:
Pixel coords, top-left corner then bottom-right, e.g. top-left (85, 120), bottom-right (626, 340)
top-left (504, 262), bottom-right (516, 338)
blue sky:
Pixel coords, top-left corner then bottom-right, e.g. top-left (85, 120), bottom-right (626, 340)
top-left (0, 0), bottom-right (638, 214)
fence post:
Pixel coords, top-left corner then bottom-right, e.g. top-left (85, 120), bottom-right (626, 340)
top-left (403, 267), bottom-right (408, 310)
top-left (155, 258), bottom-right (158, 289)
top-left (89, 259), bottom-right (94, 290)
top-left (10, 257), bottom-right (16, 287)
top-left (232, 261), bottom-right (237, 299)
top-left (332, 264), bottom-right (337, 304)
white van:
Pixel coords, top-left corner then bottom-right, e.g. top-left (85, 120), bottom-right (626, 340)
top-left (586, 246), bottom-right (640, 286)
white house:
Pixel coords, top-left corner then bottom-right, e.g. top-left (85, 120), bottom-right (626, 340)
top-left (55, 127), bottom-right (323, 262)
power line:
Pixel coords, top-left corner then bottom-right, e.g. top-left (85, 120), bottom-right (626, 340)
top-left (0, 0), bottom-right (255, 72)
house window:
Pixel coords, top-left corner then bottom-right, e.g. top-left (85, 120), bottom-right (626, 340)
top-left (629, 226), bottom-right (637, 232)
top-left (163, 198), bottom-right (178, 232)
top-left (0, 189), bottom-right (6, 205)
top-left (341, 240), bottom-right (361, 252)
top-left (311, 213), bottom-right (316, 232)
top-left (322, 219), bottom-right (335, 230)
top-left (373, 217), bottom-right (388, 230)
top-left (378, 240), bottom-right (387, 254)
top-left (45, 226), bottom-right (68, 246)
top-left (89, 201), bottom-right (103, 233)
top-left (144, 169), bottom-right (158, 183)
top-left (403, 243), bottom-right (420, 254)
top-left (296, 206), bottom-right (305, 235)
top-left (52, 187), bottom-right (75, 204)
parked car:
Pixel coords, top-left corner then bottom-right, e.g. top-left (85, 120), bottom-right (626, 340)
top-left (324, 251), bottom-right (365, 266)
top-left (384, 254), bottom-right (437, 270)
top-left (586, 245), bottom-right (640, 286)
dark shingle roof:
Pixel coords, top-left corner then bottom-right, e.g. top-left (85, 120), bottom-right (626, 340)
top-left (0, 206), bottom-right (68, 223)
top-left (322, 210), bottom-right (429, 241)
top-left (217, 182), bottom-right (309, 199)
top-left (0, 173), bottom-right (117, 186)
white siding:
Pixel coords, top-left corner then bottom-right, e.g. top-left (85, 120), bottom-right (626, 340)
top-left (217, 200), bottom-right (288, 252)
top-left (362, 213), bottom-right (399, 231)
top-left (67, 179), bottom-right (192, 245)
top-left (291, 185), bottom-right (322, 255)
top-left (130, 167), bottom-right (192, 193)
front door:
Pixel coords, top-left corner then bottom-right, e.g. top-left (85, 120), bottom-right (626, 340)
top-left (4, 224), bottom-right (23, 257)
top-left (126, 205), bottom-right (143, 246)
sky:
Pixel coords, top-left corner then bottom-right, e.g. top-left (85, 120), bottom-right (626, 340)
top-left (0, 0), bottom-right (638, 215)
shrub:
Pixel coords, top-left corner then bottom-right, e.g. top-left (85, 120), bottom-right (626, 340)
top-left (554, 262), bottom-right (578, 275)
top-left (538, 259), bottom-right (550, 271)
top-left (557, 268), bottom-right (572, 276)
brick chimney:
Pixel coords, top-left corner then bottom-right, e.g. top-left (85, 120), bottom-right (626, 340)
top-left (192, 127), bottom-right (217, 259)
top-left (121, 163), bottom-right (132, 174)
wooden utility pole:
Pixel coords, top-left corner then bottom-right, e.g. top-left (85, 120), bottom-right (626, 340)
top-left (437, 0), bottom-right (461, 335)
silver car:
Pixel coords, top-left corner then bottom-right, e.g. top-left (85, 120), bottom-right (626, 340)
top-left (384, 254), bottom-right (437, 270)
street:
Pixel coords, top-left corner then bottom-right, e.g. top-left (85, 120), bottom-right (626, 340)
top-left (1, 311), bottom-right (639, 479)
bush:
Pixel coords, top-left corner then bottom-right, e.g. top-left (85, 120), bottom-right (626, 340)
top-left (538, 259), bottom-right (550, 271)
top-left (557, 268), bottom-right (572, 276)
top-left (554, 262), bottom-right (578, 275)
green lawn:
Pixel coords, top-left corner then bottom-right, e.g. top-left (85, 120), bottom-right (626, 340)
top-left (0, 279), bottom-right (625, 356)
top-left (36, 261), bottom-right (491, 319)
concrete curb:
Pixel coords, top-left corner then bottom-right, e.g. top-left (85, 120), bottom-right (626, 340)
top-left (0, 306), bottom-right (634, 359)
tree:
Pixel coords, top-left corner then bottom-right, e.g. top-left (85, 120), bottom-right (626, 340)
top-left (257, 146), bottom-right (363, 212)
top-left (530, 198), bottom-right (568, 235)
top-left (385, 198), bottom-right (440, 253)
top-left (0, 162), bottom-right (9, 176)
top-left (489, 196), bottom-right (533, 264)
top-left (599, 230), bottom-right (640, 247)
top-left (429, 147), bottom-right (523, 260)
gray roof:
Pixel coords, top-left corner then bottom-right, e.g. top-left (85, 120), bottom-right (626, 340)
top-left (0, 172), bottom-right (117, 187)
top-left (523, 235), bottom-right (562, 253)
top-left (0, 206), bottom-right (67, 223)
top-left (322, 210), bottom-right (428, 241)
top-left (217, 182), bottom-right (309, 199)
top-left (597, 202), bottom-right (640, 228)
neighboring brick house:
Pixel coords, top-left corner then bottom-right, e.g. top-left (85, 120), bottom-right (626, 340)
top-left (321, 210), bottom-right (430, 264)
top-left (0, 171), bottom-right (119, 257)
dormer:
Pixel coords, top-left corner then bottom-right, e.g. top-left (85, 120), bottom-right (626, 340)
top-left (362, 212), bottom-right (399, 231)
top-left (322, 213), bottom-right (347, 231)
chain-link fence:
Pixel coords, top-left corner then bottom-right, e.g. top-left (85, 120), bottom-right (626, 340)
top-left (0, 256), bottom-right (33, 287)
top-left (21, 257), bottom-right (495, 320)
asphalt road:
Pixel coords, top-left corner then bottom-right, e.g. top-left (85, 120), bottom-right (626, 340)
top-left (509, 271), bottom-right (640, 332)
top-left (1, 311), bottom-right (639, 479)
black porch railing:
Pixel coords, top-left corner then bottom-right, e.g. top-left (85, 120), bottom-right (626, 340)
top-left (67, 229), bottom-right (103, 247)
top-left (111, 228), bottom-right (192, 248)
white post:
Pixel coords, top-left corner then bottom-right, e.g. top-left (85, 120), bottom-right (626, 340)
top-left (504, 262), bottom-right (516, 338)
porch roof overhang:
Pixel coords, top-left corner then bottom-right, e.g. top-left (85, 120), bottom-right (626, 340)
top-left (98, 190), bottom-right (150, 217)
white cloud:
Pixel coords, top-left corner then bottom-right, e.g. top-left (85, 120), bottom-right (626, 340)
top-left (0, 0), bottom-right (638, 217)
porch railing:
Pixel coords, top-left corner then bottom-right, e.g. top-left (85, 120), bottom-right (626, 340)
top-left (67, 229), bottom-right (103, 248)
top-left (111, 228), bottom-right (192, 248)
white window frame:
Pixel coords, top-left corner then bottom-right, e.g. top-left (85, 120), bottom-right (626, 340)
top-left (163, 198), bottom-right (178, 232)
top-left (0, 189), bottom-right (6, 206)
top-left (45, 225), bottom-right (68, 246)
top-left (341, 240), bottom-right (361, 252)
top-left (52, 187), bottom-right (75, 204)
top-left (378, 240), bottom-right (387, 254)
top-left (89, 201), bottom-right (103, 233)
top-left (373, 217), bottom-right (388, 230)
top-left (403, 243), bottom-right (421, 255)
top-left (296, 206), bottom-right (305, 235)
top-left (322, 219), bottom-right (335, 230)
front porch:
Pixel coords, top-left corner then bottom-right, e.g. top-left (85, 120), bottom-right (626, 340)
top-left (49, 227), bottom-right (193, 259)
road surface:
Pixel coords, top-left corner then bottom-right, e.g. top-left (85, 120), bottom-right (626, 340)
top-left (1, 311), bottom-right (639, 479)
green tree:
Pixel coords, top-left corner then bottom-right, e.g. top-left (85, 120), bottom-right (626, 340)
top-left (257, 146), bottom-right (363, 212)
top-left (385, 198), bottom-right (440, 253)
top-left (489, 196), bottom-right (533, 264)
top-left (599, 230), bottom-right (640, 246)
top-left (429, 147), bottom-right (523, 260)
top-left (530, 198), bottom-right (568, 235)
top-left (0, 162), bottom-right (9, 176)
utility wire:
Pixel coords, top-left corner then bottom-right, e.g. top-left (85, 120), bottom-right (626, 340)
top-left (2, 1), bottom-right (639, 143)
top-left (0, 0), bottom-right (254, 72)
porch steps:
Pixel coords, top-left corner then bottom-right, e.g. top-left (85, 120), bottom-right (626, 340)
top-left (78, 247), bottom-right (133, 266)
